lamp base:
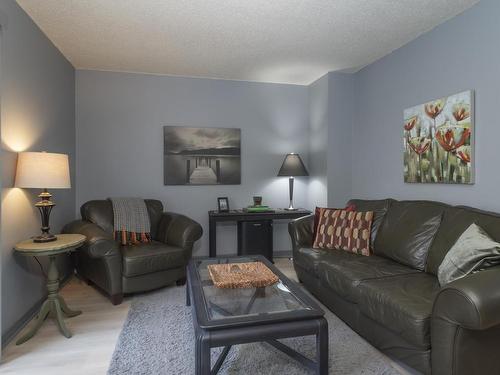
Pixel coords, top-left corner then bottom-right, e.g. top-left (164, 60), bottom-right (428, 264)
top-left (34, 189), bottom-right (57, 243)
top-left (284, 207), bottom-right (298, 211)
top-left (33, 233), bottom-right (57, 243)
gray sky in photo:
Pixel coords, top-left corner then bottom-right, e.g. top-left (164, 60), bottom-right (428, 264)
top-left (164, 127), bottom-right (240, 153)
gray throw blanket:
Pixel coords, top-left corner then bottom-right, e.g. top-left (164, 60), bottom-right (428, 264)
top-left (109, 197), bottom-right (151, 245)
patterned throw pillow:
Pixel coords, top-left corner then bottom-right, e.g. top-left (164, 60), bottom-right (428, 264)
top-left (313, 204), bottom-right (356, 239)
top-left (313, 208), bottom-right (373, 256)
top-left (349, 211), bottom-right (374, 256)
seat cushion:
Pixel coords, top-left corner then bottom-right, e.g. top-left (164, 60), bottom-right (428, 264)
top-left (374, 200), bottom-right (444, 270)
top-left (294, 247), bottom-right (344, 274)
top-left (317, 252), bottom-right (418, 303)
top-left (357, 273), bottom-right (441, 348)
top-left (122, 241), bottom-right (185, 277)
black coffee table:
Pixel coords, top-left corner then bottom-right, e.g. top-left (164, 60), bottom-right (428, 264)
top-left (186, 255), bottom-right (328, 374)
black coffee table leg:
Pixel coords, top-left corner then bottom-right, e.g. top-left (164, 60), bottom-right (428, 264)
top-left (195, 332), bottom-right (211, 375)
top-left (186, 276), bottom-right (191, 306)
top-left (316, 317), bottom-right (329, 375)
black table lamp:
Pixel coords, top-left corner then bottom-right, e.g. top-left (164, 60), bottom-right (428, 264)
top-left (277, 153), bottom-right (309, 210)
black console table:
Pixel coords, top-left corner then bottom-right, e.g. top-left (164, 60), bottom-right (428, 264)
top-left (208, 209), bottom-right (311, 259)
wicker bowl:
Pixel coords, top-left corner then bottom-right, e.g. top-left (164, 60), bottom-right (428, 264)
top-left (207, 261), bottom-right (279, 288)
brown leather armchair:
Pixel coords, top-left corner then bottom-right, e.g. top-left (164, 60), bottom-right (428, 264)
top-left (63, 199), bottom-right (202, 305)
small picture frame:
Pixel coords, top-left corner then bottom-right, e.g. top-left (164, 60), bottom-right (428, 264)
top-left (217, 197), bottom-right (229, 212)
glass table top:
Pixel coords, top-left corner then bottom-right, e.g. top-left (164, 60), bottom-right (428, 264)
top-left (193, 257), bottom-right (314, 322)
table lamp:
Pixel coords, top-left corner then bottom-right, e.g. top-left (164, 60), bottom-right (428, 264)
top-left (15, 151), bottom-right (71, 242)
top-left (277, 153), bottom-right (309, 210)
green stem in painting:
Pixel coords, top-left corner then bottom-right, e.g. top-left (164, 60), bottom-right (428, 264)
top-left (418, 154), bottom-right (424, 182)
top-left (446, 151), bottom-right (451, 182)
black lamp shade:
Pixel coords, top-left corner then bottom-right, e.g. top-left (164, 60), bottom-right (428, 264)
top-left (277, 153), bottom-right (309, 177)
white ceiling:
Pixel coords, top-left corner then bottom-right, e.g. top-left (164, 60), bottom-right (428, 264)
top-left (17, 0), bottom-right (479, 85)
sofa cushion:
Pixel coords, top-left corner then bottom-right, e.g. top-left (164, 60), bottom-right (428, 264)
top-left (81, 200), bottom-right (115, 234)
top-left (317, 251), bottom-right (418, 303)
top-left (357, 273), bottom-right (441, 348)
top-left (427, 206), bottom-right (500, 274)
top-left (294, 247), bottom-right (348, 274)
top-left (374, 201), bottom-right (444, 270)
top-left (122, 241), bottom-right (185, 277)
top-left (347, 199), bottom-right (393, 250)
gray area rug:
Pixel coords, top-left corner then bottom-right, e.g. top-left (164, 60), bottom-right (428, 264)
top-left (108, 286), bottom-right (401, 374)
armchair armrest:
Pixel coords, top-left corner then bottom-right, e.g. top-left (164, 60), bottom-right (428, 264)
top-left (157, 212), bottom-right (203, 256)
top-left (288, 214), bottom-right (315, 251)
top-left (63, 220), bottom-right (120, 258)
top-left (433, 267), bottom-right (500, 330)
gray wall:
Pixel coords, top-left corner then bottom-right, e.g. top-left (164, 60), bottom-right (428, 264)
top-left (75, 70), bottom-right (309, 256)
top-left (327, 73), bottom-right (354, 207)
top-left (307, 72), bottom-right (355, 208)
top-left (307, 74), bottom-right (329, 208)
top-left (0, 0), bottom-right (75, 342)
top-left (352, 0), bottom-right (500, 211)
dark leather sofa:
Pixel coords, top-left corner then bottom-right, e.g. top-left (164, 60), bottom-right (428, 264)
top-left (63, 199), bottom-right (202, 305)
top-left (289, 198), bottom-right (500, 375)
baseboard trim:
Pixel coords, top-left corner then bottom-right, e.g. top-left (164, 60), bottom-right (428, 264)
top-left (2, 274), bottom-right (72, 348)
top-left (194, 251), bottom-right (293, 259)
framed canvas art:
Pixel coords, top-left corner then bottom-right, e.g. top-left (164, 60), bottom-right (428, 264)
top-left (164, 126), bottom-right (241, 185)
top-left (403, 90), bottom-right (474, 184)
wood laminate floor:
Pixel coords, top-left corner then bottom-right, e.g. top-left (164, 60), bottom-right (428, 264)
top-left (0, 258), bottom-right (297, 375)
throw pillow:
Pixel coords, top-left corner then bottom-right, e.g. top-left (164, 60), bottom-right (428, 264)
top-left (313, 208), bottom-right (354, 250)
top-left (313, 203), bottom-right (355, 240)
top-left (438, 223), bottom-right (500, 286)
top-left (348, 211), bottom-right (374, 256)
top-left (313, 208), bottom-right (373, 256)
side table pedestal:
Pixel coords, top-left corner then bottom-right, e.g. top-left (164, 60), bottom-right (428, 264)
top-left (14, 234), bottom-right (86, 345)
top-left (16, 255), bottom-right (82, 345)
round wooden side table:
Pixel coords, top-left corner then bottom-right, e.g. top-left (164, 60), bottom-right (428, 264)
top-left (14, 234), bottom-right (86, 345)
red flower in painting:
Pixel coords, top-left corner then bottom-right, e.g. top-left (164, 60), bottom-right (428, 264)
top-left (456, 146), bottom-right (471, 163)
top-left (452, 103), bottom-right (470, 122)
top-left (404, 116), bottom-right (418, 131)
top-left (408, 137), bottom-right (431, 155)
top-left (424, 99), bottom-right (445, 119)
top-left (435, 125), bottom-right (471, 152)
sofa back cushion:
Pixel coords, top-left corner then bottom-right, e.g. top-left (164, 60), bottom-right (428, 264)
top-left (374, 201), bottom-right (444, 270)
top-left (81, 199), bottom-right (163, 239)
top-left (426, 206), bottom-right (500, 274)
top-left (347, 199), bottom-right (393, 249)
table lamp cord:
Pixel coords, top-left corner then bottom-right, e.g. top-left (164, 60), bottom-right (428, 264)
top-left (34, 256), bottom-right (47, 278)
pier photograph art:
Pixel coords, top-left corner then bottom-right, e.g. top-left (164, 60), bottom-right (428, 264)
top-left (163, 126), bottom-right (241, 185)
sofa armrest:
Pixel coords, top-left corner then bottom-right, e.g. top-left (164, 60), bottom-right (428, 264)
top-left (156, 212), bottom-right (203, 257)
top-left (433, 267), bottom-right (500, 330)
top-left (63, 220), bottom-right (120, 258)
top-left (288, 214), bottom-right (315, 252)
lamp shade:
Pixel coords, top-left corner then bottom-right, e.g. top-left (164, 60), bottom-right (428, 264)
top-left (15, 152), bottom-right (71, 189)
top-left (277, 153), bottom-right (309, 177)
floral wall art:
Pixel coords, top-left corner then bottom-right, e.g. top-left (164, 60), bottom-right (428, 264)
top-left (403, 90), bottom-right (474, 184)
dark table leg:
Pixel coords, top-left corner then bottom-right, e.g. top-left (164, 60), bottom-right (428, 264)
top-left (209, 217), bottom-right (216, 258)
top-left (195, 332), bottom-right (211, 375)
top-left (186, 275), bottom-right (191, 307)
top-left (316, 317), bottom-right (329, 375)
